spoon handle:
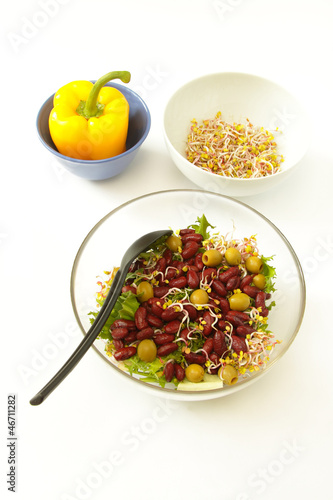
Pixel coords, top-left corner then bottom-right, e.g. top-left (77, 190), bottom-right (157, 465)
top-left (30, 269), bottom-right (124, 406)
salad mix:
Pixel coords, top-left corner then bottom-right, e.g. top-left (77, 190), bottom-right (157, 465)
top-left (186, 112), bottom-right (283, 179)
top-left (90, 215), bottom-right (279, 390)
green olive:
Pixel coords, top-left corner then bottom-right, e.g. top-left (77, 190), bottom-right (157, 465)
top-left (252, 273), bottom-right (266, 290)
top-left (136, 281), bottom-right (154, 302)
top-left (229, 292), bottom-right (250, 311)
top-left (225, 247), bottom-right (242, 266)
top-left (185, 364), bottom-right (205, 383)
top-left (137, 339), bottom-right (157, 362)
top-left (245, 256), bottom-right (263, 274)
top-left (190, 289), bottom-right (209, 305)
top-left (166, 235), bottom-right (182, 252)
top-left (202, 249), bottom-right (223, 267)
top-left (218, 365), bottom-right (238, 385)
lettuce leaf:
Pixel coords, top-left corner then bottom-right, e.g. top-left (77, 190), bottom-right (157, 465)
top-left (124, 350), bottom-right (185, 387)
top-left (188, 214), bottom-right (215, 240)
top-left (108, 291), bottom-right (140, 324)
top-left (261, 255), bottom-right (277, 293)
top-left (89, 291), bottom-right (140, 340)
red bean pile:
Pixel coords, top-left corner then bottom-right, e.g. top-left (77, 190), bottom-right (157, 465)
top-left (108, 228), bottom-right (271, 383)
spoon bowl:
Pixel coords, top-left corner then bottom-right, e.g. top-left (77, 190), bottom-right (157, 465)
top-left (30, 229), bottom-right (172, 405)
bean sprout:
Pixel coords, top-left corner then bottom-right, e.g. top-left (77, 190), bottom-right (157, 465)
top-left (186, 112), bottom-right (283, 179)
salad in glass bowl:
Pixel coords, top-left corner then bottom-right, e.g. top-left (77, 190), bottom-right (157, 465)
top-left (71, 190), bottom-right (305, 401)
top-left (89, 214), bottom-right (279, 391)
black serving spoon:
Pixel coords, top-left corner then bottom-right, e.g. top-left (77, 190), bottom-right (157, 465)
top-left (30, 229), bottom-right (172, 406)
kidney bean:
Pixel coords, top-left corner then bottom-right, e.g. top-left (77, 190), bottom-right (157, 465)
top-left (225, 312), bottom-right (244, 328)
top-left (194, 252), bottom-right (204, 270)
top-left (111, 327), bottom-right (129, 340)
top-left (226, 276), bottom-right (241, 291)
top-left (183, 304), bottom-right (198, 320)
top-left (148, 297), bottom-right (164, 318)
top-left (165, 319), bottom-right (181, 334)
top-left (165, 267), bottom-right (177, 280)
top-left (236, 325), bottom-right (255, 337)
top-left (179, 228), bottom-right (195, 236)
top-left (240, 274), bottom-right (253, 290)
top-left (209, 352), bottom-right (220, 366)
top-left (209, 298), bottom-right (219, 309)
top-left (261, 307), bottom-right (269, 317)
top-left (174, 363), bottom-right (185, 381)
top-left (163, 362), bottom-right (175, 382)
top-left (163, 248), bottom-right (173, 266)
top-left (154, 286), bottom-right (170, 298)
top-left (113, 339), bottom-right (124, 350)
top-left (136, 327), bottom-right (154, 340)
top-left (155, 257), bottom-right (166, 274)
top-left (211, 279), bottom-right (227, 297)
top-left (202, 310), bottom-right (214, 336)
top-left (213, 330), bottom-right (227, 356)
top-left (255, 291), bottom-right (266, 308)
top-left (175, 310), bottom-right (186, 323)
top-left (219, 266), bottom-right (240, 283)
top-left (184, 352), bottom-right (206, 365)
top-left (231, 335), bottom-right (248, 354)
top-left (124, 331), bottom-right (138, 344)
top-left (209, 292), bottom-right (220, 302)
top-left (172, 260), bottom-right (185, 276)
top-left (255, 292), bottom-right (269, 317)
top-left (219, 297), bottom-right (230, 316)
top-left (202, 337), bottom-right (214, 355)
top-left (154, 333), bottom-right (175, 345)
top-left (181, 233), bottom-right (203, 244)
top-left (179, 327), bottom-right (190, 341)
top-left (217, 319), bottom-right (228, 331)
top-left (146, 297), bottom-right (157, 307)
top-left (147, 313), bottom-right (164, 328)
top-left (169, 276), bottom-right (187, 289)
top-left (182, 241), bottom-right (200, 259)
top-left (135, 306), bottom-right (149, 330)
top-left (161, 306), bottom-right (179, 321)
top-left (243, 284), bottom-right (262, 298)
top-left (227, 310), bottom-right (250, 321)
top-left (121, 285), bottom-right (137, 294)
top-left (157, 343), bottom-right (178, 357)
top-left (202, 267), bottom-right (218, 282)
top-left (184, 257), bottom-right (195, 266)
top-left (187, 269), bottom-right (200, 289)
top-left (111, 319), bottom-right (136, 330)
top-left (114, 346), bottom-right (137, 361)
top-left (187, 264), bottom-right (199, 272)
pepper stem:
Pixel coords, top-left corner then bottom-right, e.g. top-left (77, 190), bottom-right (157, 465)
top-left (77, 71), bottom-right (131, 119)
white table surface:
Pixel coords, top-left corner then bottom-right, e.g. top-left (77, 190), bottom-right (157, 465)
top-left (2, 1), bottom-right (333, 499)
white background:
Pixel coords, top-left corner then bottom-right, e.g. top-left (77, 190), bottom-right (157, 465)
top-left (1, 1), bottom-right (333, 499)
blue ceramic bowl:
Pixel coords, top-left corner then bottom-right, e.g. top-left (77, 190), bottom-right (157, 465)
top-left (36, 82), bottom-right (151, 181)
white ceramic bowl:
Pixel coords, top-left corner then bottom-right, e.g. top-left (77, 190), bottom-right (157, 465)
top-left (164, 73), bottom-right (310, 197)
top-left (71, 189), bottom-right (306, 401)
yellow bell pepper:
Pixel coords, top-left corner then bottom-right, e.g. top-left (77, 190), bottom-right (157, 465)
top-left (49, 70), bottom-right (131, 161)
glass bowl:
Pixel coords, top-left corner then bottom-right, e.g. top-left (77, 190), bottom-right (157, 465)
top-left (70, 189), bottom-right (305, 401)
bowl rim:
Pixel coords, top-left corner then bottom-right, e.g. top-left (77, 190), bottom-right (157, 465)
top-left (36, 82), bottom-right (151, 165)
top-left (70, 188), bottom-right (306, 399)
top-left (163, 71), bottom-right (310, 184)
